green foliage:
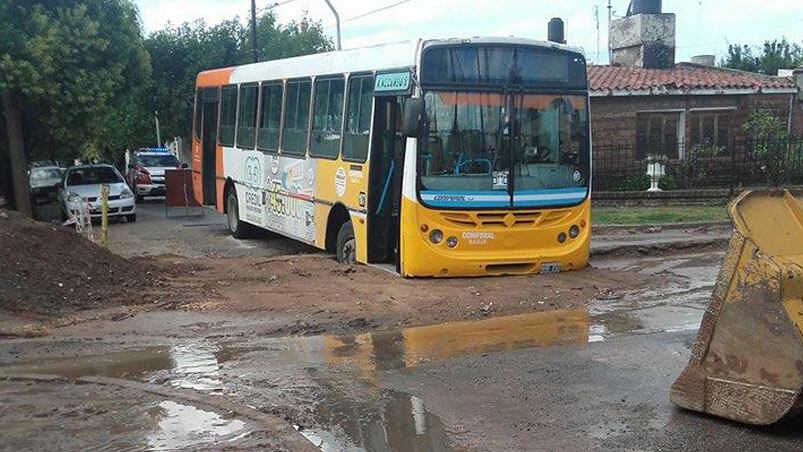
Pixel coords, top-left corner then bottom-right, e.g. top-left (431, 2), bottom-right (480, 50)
top-left (144, 13), bottom-right (333, 145)
top-left (742, 111), bottom-right (789, 186)
top-left (679, 143), bottom-right (725, 188)
top-left (0, 0), bottom-right (150, 164)
top-left (0, 3), bottom-right (332, 166)
top-left (721, 39), bottom-right (803, 75)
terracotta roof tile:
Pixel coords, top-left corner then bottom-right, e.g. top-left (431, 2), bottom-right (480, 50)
top-left (588, 63), bottom-right (796, 93)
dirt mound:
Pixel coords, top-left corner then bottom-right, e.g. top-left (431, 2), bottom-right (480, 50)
top-left (0, 210), bottom-right (164, 316)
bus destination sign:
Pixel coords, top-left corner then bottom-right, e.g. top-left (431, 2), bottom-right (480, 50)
top-left (374, 71), bottom-right (412, 96)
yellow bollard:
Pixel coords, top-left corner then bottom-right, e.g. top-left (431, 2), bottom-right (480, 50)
top-left (100, 184), bottom-right (109, 247)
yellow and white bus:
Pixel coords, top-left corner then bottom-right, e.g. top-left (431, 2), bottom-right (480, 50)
top-left (191, 37), bottom-right (591, 277)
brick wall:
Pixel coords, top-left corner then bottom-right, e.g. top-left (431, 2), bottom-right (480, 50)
top-left (590, 92), bottom-right (803, 158)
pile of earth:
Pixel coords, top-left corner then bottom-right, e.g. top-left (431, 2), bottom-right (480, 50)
top-left (0, 209), bottom-right (166, 316)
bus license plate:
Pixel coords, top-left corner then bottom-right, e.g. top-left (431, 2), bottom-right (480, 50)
top-left (540, 263), bottom-right (561, 274)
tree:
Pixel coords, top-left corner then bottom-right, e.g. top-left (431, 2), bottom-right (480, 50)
top-left (0, 0), bottom-right (150, 214)
top-left (742, 111), bottom-right (789, 186)
top-left (142, 12), bottom-right (332, 144)
top-left (721, 39), bottom-right (803, 75)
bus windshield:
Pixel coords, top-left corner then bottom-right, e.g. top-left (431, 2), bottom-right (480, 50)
top-left (419, 91), bottom-right (589, 209)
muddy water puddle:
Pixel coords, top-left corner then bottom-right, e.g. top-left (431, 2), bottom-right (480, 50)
top-left (0, 300), bottom-right (706, 451)
top-left (0, 379), bottom-right (254, 452)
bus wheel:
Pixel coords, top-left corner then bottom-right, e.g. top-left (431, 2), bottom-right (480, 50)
top-left (336, 221), bottom-right (356, 265)
top-left (226, 188), bottom-right (252, 239)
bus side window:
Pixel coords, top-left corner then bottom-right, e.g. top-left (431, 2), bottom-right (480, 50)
top-left (219, 85), bottom-right (237, 147)
top-left (343, 75), bottom-right (374, 163)
top-left (310, 76), bottom-right (345, 159)
top-left (236, 83), bottom-right (258, 150)
top-left (282, 79), bottom-right (311, 156)
top-left (258, 83), bottom-right (283, 152)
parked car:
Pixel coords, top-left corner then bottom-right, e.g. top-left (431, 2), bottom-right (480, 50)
top-left (59, 164), bottom-right (136, 222)
top-left (126, 148), bottom-right (181, 201)
top-left (29, 166), bottom-right (63, 205)
top-left (29, 159), bottom-right (61, 169)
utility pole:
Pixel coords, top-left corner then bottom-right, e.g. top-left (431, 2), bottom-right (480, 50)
top-left (607, 0), bottom-right (613, 63)
top-left (594, 5), bottom-right (600, 64)
top-left (251, 0), bottom-right (259, 62)
top-left (154, 111), bottom-right (161, 147)
top-left (323, 0), bottom-right (342, 51)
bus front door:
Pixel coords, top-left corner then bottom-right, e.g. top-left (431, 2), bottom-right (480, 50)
top-left (367, 97), bottom-right (404, 270)
top-left (201, 89), bottom-right (219, 205)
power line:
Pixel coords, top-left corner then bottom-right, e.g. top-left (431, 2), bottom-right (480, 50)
top-left (257, 0), bottom-right (299, 14)
top-left (343, 0), bottom-right (416, 24)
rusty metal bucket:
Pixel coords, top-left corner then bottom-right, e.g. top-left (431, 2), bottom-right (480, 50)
top-left (671, 189), bottom-right (803, 425)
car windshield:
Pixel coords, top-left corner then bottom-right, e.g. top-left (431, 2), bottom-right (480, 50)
top-left (30, 168), bottom-right (62, 181)
top-left (135, 154), bottom-right (179, 167)
top-left (66, 167), bottom-right (123, 186)
top-left (419, 91), bottom-right (589, 208)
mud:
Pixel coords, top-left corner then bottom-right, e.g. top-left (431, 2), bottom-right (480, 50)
top-left (0, 379), bottom-right (271, 451)
top-left (0, 210), bottom-right (171, 317)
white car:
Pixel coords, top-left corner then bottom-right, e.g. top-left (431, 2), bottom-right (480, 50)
top-left (60, 164), bottom-right (136, 222)
top-left (126, 149), bottom-right (181, 201)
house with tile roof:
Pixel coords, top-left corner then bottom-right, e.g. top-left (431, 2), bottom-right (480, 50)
top-left (589, 5), bottom-right (803, 191)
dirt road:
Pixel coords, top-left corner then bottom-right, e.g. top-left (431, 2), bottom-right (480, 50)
top-left (6, 203), bottom-right (780, 451)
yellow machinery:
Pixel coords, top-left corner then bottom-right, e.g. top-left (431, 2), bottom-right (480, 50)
top-left (671, 189), bottom-right (803, 425)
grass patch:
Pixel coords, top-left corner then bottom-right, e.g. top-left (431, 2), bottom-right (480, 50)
top-left (592, 205), bottom-right (729, 225)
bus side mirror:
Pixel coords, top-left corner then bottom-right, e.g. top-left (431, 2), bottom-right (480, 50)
top-left (403, 98), bottom-right (425, 138)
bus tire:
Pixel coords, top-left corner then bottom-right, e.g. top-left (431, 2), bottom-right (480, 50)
top-left (336, 221), bottom-right (356, 265)
top-left (226, 188), bottom-right (252, 239)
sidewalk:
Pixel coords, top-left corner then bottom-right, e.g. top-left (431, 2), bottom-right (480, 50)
top-left (590, 222), bottom-right (732, 257)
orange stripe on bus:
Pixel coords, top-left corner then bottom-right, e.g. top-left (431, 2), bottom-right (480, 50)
top-left (197, 68), bottom-right (234, 88)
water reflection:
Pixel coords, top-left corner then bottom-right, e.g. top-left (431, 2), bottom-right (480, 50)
top-left (146, 400), bottom-right (247, 451)
top-left (324, 308), bottom-right (590, 377)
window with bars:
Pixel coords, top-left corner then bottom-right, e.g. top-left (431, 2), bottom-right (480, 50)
top-left (688, 110), bottom-right (732, 149)
top-left (635, 112), bottom-right (680, 160)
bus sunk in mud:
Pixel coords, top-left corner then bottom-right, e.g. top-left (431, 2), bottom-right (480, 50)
top-left (191, 37), bottom-right (591, 277)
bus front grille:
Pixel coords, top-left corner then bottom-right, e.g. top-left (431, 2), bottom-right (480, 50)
top-left (440, 211), bottom-right (553, 229)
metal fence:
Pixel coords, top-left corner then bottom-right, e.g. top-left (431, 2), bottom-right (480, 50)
top-left (593, 136), bottom-right (803, 192)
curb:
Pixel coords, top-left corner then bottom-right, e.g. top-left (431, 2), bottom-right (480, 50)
top-left (0, 373), bottom-right (317, 452)
top-left (590, 237), bottom-right (730, 258)
top-left (593, 220), bottom-right (732, 235)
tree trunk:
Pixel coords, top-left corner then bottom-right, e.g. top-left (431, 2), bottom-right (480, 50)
top-left (2, 89), bottom-right (31, 216)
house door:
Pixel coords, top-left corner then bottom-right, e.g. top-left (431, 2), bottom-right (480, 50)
top-left (367, 97), bottom-right (405, 269)
top-left (201, 89), bottom-right (219, 205)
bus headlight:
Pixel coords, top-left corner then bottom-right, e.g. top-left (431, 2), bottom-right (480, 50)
top-left (446, 236), bottom-right (458, 248)
top-left (569, 225), bottom-right (580, 239)
top-left (429, 229), bottom-right (444, 244)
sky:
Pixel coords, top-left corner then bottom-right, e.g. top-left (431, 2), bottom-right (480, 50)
top-left (133, 0), bottom-right (803, 65)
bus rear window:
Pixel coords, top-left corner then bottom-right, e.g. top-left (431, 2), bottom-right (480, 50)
top-left (421, 45), bottom-right (587, 89)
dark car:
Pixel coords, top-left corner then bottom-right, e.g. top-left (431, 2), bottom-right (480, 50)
top-left (29, 166), bottom-right (63, 205)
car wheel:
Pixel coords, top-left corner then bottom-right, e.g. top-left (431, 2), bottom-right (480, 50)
top-left (226, 188), bottom-right (252, 239)
top-left (126, 214), bottom-right (137, 223)
top-left (336, 221), bottom-right (356, 265)
top-left (136, 195), bottom-right (144, 203)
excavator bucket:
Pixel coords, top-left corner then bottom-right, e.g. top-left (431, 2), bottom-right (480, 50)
top-left (671, 189), bottom-right (803, 425)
